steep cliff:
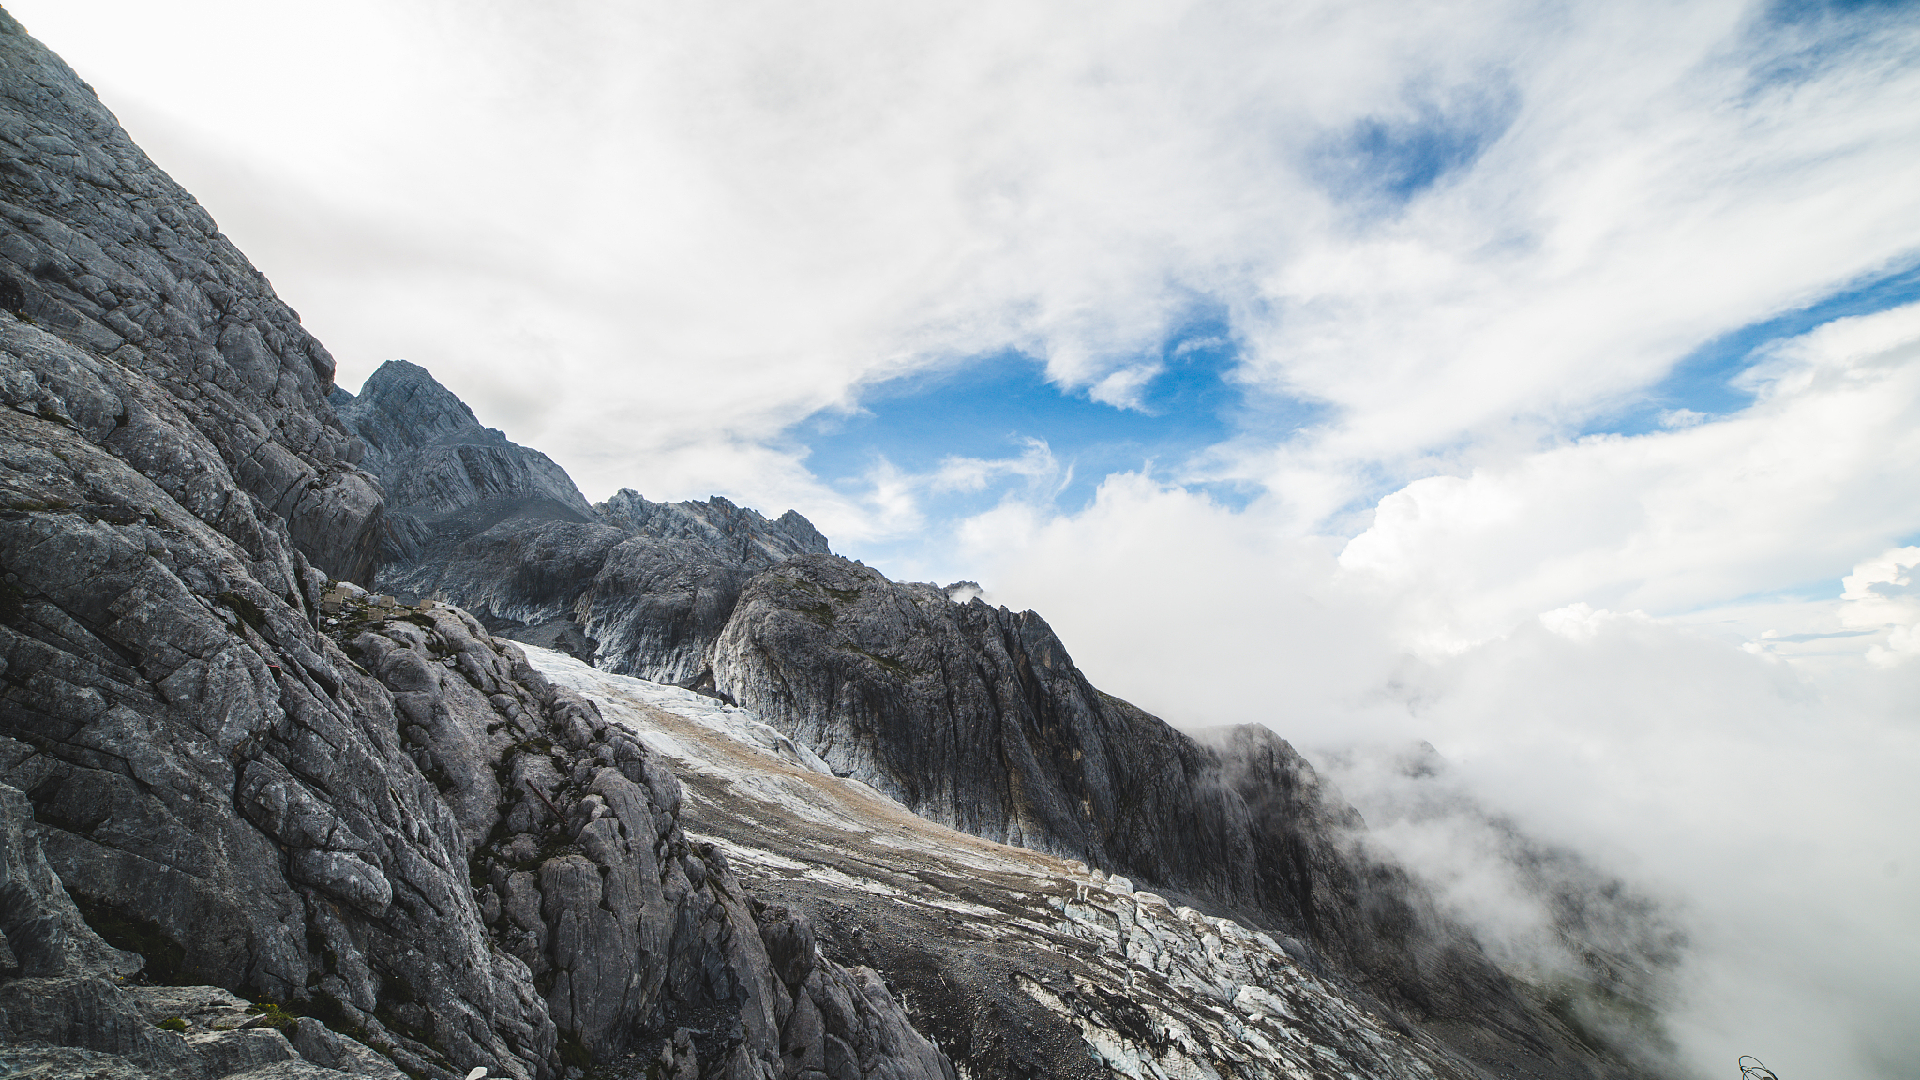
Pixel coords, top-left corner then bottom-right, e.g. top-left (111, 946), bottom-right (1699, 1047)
top-left (707, 556), bottom-right (1549, 1049)
top-left (0, 16), bottom-right (951, 1080)
top-left (0, 13), bottom-right (379, 585)
top-left (348, 378), bottom-right (1640, 1075)
top-left (343, 359), bottom-right (830, 685)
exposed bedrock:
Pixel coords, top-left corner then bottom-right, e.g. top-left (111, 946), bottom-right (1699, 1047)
top-left (344, 361), bottom-right (1638, 1071)
top-left (1, 778), bottom-right (409, 1080)
top-left (0, 12), bottom-right (379, 584)
top-left (0, 299), bottom-right (546, 1074)
top-left (0, 19), bottom-right (950, 1079)
top-left (341, 361), bottom-right (831, 683)
top-left (708, 554), bottom-right (1544, 1038)
top-left (0, 337), bottom-right (947, 1075)
top-left (329, 360), bottom-right (597, 567)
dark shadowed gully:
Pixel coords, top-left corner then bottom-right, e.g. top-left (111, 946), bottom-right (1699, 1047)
top-left (0, 10), bottom-right (1668, 1080)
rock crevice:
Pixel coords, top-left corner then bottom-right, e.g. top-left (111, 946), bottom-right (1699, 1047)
top-left (0, 19), bottom-right (951, 1079)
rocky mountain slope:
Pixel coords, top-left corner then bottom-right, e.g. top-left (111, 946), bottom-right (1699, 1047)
top-left (335, 359), bottom-right (828, 687)
top-left (528, 647), bottom-right (1490, 1080)
top-left (0, 10), bottom-right (1666, 1080)
top-left (0, 14), bottom-right (950, 1080)
top-left (343, 363), bottom-right (1651, 1079)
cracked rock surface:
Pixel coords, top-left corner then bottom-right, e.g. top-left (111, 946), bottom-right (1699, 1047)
top-left (530, 649), bottom-right (1644, 1080)
top-left (1, 779), bottom-right (404, 1080)
top-left (0, 18), bottom-right (952, 1080)
top-left (350, 366), bottom-right (1656, 1077)
top-left (0, 12), bottom-right (379, 585)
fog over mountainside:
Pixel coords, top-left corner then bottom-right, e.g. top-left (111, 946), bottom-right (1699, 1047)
top-left (336, 357), bottom-right (1680, 1080)
top-left (0, 13), bottom-right (1679, 1080)
top-left (4, 5), bottom-right (1917, 1080)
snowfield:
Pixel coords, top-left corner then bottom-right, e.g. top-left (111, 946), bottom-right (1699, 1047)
top-left (525, 644), bottom-right (1479, 1080)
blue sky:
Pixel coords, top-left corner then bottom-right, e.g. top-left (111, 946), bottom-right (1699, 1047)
top-left (1311, 77), bottom-right (1522, 209)
top-left (794, 310), bottom-right (1293, 529)
top-left (16, 3), bottom-right (1919, 1071)
top-left (1589, 259), bottom-right (1920, 436)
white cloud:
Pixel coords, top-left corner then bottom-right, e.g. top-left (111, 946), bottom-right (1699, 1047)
top-left (1357, 615), bottom-right (1920, 1080)
top-left (962, 473), bottom-right (1410, 736)
top-left (10, 3), bottom-right (1920, 1075)
top-left (1086, 363), bottom-right (1164, 410)
top-left (967, 474), bottom-right (1920, 1079)
top-left (1536, 601), bottom-right (1649, 642)
top-left (15, 0), bottom-right (1918, 532)
top-left (1875, 623), bottom-right (1920, 666)
top-left (928, 438), bottom-right (1065, 495)
top-left (1839, 546), bottom-right (1920, 666)
top-left (957, 303), bottom-right (1920, 1079)
top-left (1840, 546), bottom-right (1920, 623)
top-left (1336, 302), bottom-right (1920, 654)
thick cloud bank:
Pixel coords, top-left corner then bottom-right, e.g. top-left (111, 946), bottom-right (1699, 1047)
top-left (13, 0), bottom-right (1919, 537)
top-left (962, 306), bottom-right (1920, 1079)
top-left (11, 1), bottom-right (1918, 1076)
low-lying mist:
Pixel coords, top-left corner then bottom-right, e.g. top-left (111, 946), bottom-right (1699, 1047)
top-left (1321, 615), bottom-right (1920, 1080)
top-left (965, 477), bottom-right (1920, 1080)
top-left (1317, 741), bottom-right (1688, 1074)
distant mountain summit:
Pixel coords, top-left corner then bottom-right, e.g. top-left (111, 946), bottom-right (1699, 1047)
top-left (337, 358), bottom-right (833, 682)
top-left (0, 10), bottom-right (1662, 1080)
top-left (342, 363), bottom-right (1658, 1080)
top-left (0, 15), bottom-right (949, 1080)
top-left (330, 359), bottom-right (599, 561)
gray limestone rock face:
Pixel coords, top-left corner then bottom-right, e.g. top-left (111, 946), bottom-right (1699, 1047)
top-left (0, 782), bottom-right (140, 980)
top-left (0, 21), bottom-right (951, 1080)
top-left (338, 361), bottom-right (831, 683)
top-left (330, 361), bottom-right (596, 566)
top-left (322, 597), bottom-right (953, 1080)
top-left (0, 780), bottom-right (402, 1080)
top-left (597, 488), bottom-right (830, 568)
top-left (707, 554), bottom-right (1553, 1045)
top-left (0, 315), bottom-right (557, 1072)
top-left (0, 12), bottom-right (380, 585)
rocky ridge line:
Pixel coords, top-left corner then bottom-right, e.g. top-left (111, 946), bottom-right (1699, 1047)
top-left (0, 10), bottom-right (379, 584)
top-left (344, 359), bottom-right (831, 688)
top-left (345, 370), bottom-right (1648, 1077)
top-left (0, 18), bottom-right (953, 1080)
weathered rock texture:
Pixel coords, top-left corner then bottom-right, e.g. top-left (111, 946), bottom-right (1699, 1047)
top-left (338, 601), bottom-right (953, 1080)
top-left (349, 366), bottom-right (1654, 1077)
top-left (0, 18), bottom-right (951, 1080)
top-left (343, 360), bottom-right (830, 685)
top-left (0, 12), bottom-right (379, 584)
top-left (329, 361), bottom-right (595, 567)
top-left (1, 779), bottom-right (407, 1080)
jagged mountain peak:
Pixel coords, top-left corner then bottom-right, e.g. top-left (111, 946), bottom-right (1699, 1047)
top-left (332, 358), bottom-right (494, 466)
top-left (0, 13), bottom-right (1663, 1080)
top-left (329, 359), bottom-right (597, 562)
top-left (349, 371), bottom-right (1634, 1078)
top-left (598, 487), bottom-right (831, 565)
